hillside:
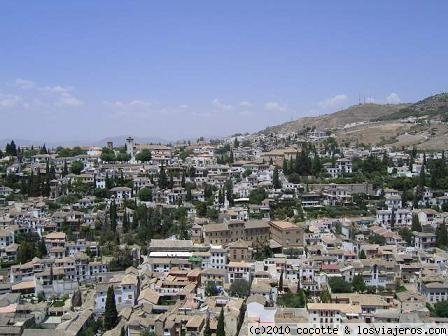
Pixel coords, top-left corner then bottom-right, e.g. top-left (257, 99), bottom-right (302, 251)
top-left (259, 93), bottom-right (448, 150)
top-left (261, 103), bottom-right (408, 134)
top-left (377, 93), bottom-right (448, 121)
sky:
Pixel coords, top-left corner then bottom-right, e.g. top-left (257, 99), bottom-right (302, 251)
top-left (0, 1), bottom-right (447, 144)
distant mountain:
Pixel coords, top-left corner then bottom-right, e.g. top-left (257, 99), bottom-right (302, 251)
top-left (260, 103), bottom-right (408, 134)
top-left (0, 136), bottom-right (169, 149)
top-left (0, 138), bottom-right (51, 148)
top-left (91, 135), bottom-right (169, 147)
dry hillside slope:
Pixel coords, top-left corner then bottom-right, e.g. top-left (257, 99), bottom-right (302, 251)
top-left (259, 93), bottom-right (448, 149)
top-left (261, 103), bottom-right (407, 134)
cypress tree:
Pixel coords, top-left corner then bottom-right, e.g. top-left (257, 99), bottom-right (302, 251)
top-left (104, 286), bottom-right (118, 330)
top-left (158, 165), bottom-right (168, 189)
top-left (28, 171), bottom-right (34, 196)
top-left (419, 165), bottom-right (426, 188)
top-left (40, 144), bottom-right (47, 154)
top-left (358, 249), bottom-right (367, 259)
top-left (43, 161), bottom-right (51, 196)
top-left (273, 166), bottom-right (281, 189)
top-left (218, 188), bottom-right (223, 205)
top-left (37, 238), bottom-right (47, 258)
top-left (233, 137), bottom-right (239, 148)
top-left (109, 200), bottom-right (117, 233)
top-left (312, 152), bottom-right (322, 176)
top-left (217, 307), bottom-right (225, 336)
top-left (298, 289), bottom-right (307, 308)
top-left (122, 208), bottom-right (129, 233)
top-left (225, 180), bottom-right (234, 207)
top-left (278, 270), bottom-right (283, 291)
top-left (49, 164), bottom-right (56, 180)
top-left (436, 223), bottom-right (448, 248)
top-left (181, 173), bottom-right (186, 188)
top-left (203, 316), bottom-right (212, 336)
top-left (320, 290), bottom-right (331, 303)
top-left (9, 140), bottom-right (17, 156)
top-left (282, 158), bottom-right (288, 175)
top-left (105, 172), bottom-right (113, 189)
top-left (186, 185), bottom-right (192, 202)
top-left (294, 151), bottom-right (301, 174)
top-left (62, 160), bottom-right (68, 177)
top-left (229, 150), bottom-right (234, 164)
top-left (411, 214), bottom-right (422, 232)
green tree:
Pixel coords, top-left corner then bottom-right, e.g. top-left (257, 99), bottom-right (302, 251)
top-left (328, 277), bottom-right (352, 293)
top-left (249, 188), bottom-right (267, 204)
top-left (104, 286), bottom-right (118, 330)
top-left (358, 249), bottom-right (366, 259)
top-left (17, 240), bottom-right (35, 264)
top-left (101, 147), bottom-right (116, 162)
top-left (398, 227), bottom-right (413, 245)
top-left (229, 279), bottom-right (250, 298)
top-left (277, 290), bottom-right (307, 308)
top-left (206, 207), bottom-right (219, 221)
top-left (205, 281), bottom-right (220, 297)
top-left (56, 146), bottom-right (86, 157)
top-left (195, 202), bottom-right (207, 217)
top-left (217, 307), bottom-right (225, 336)
top-left (70, 160), bottom-right (84, 175)
top-left (5, 140), bottom-right (17, 156)
top-left (434, 300), bottom-right (448, 318)
top-left (72, 288), bottom-right (82, 307)
top-left (135, 149), bottom-right (152, 162)
top-left (272, 167), bottom-right (282, 189)
top-left (320, 290), bottom-right (331, 303)
top-left (115, 151), bottom-right (130, 162)
top-left (138, 187), bottom-right (153, 202)
top-left (40, 144), bottom-right (47, 154)
top-left (352, 274), bottom-right (366, 293)
top-left (298, 289), bottom-right (307, 307)
top-left (176, 216), bottom-right (190, 240)
top-left (368, 234), bottom-right (386, 245)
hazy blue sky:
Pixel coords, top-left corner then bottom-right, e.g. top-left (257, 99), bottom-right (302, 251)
top-left (0, 1), bottom-right (447, 143)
